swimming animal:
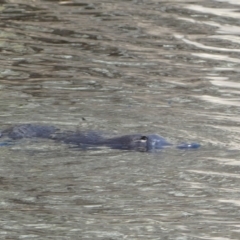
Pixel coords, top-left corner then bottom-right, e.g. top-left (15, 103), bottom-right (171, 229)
top-left (0, 124), bottom-right (200, 152)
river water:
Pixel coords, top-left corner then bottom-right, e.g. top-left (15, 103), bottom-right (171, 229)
top-left (0, 0), bottom-right (240, 239)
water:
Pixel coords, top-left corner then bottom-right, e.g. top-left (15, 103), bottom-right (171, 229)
top-left (0, 0), bottom-right (240, 239)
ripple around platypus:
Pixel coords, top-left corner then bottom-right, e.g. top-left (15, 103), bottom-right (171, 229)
top-left (0, 124), bottom-right (200, 152)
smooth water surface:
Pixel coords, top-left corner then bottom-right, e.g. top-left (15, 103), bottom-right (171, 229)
top-left (0, 0), bottom-right (240, 239)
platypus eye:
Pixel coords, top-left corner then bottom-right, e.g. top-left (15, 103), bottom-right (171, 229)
top-left (140, 136), bottom-right (148, 141)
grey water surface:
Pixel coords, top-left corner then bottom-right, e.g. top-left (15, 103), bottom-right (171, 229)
top-left (0, 0), bottom-right (240, 239)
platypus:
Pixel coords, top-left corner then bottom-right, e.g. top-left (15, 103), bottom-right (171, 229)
top-left (0, 124), bottom-right (200, 152)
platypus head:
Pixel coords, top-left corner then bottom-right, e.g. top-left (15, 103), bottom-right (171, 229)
top-left (132, 134), bottom-right (170, 152)
top-left (145, 134), bottom-right (171, 151)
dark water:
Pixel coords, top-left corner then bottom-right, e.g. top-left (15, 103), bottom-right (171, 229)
top-left (1, 0), bottom-right (240, 239)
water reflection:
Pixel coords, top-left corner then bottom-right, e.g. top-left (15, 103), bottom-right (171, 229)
top-left (0, 0), bottom-right (240, 239)
top-left (185, 4), bottom-right (240, 19)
